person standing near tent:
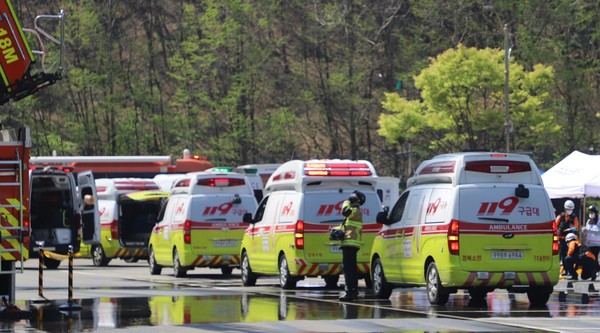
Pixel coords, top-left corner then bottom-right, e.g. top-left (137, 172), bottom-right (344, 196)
top-left (556, 200), bottom-right (580, 275)
top-left (582, 205), bottom-right (600, 276)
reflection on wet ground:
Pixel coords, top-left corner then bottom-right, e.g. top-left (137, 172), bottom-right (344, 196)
top-left (4, 287), bottom-right (600, 332)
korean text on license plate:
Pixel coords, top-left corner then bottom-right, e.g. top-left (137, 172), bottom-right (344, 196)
top-left (330, 245), bottom-right (342, 253)
top-left (213, 240), bottom-right (237, 247)
top-left (491, 251), bottom-right (523, 260)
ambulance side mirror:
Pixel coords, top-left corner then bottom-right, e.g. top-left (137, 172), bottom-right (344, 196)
top-left (376, 211), bottom-right (390, 225)
top-left (243, 213), bottom-right (255, 224)
top-left (515, 184), bottom-right (529, 198)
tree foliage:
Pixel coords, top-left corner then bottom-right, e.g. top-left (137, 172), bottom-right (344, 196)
top-left (379, 45), bottom-right (558, 155)
top-left (3, 0), bottom-right (600, 178)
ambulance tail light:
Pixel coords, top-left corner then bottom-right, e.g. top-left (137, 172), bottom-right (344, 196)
top-left (184, 220), bottom-right (192, 244)
top-left (110, 220), bottom-right (119, 239)
top-left (552, 220), bottom-right (559, 255)
top-left (295, 220), bottom-right (305, 249)
top-left (448, 219), bottom-right (460, 255)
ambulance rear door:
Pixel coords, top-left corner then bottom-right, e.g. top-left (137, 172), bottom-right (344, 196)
top-left (189, 193), bottom-right (257, 256)
top-left (458, 184), bottom-right (556, 272)
top-left (79, 171), bottom-right (100, 244)
top-left (301, 190), bottom-right (380, 263)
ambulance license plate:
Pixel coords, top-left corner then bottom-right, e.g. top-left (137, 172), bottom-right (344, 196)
top-left (492, 251), bottom-right (523, 260)
top-left (213, 240), bottom-right (237, 247)
top-left (330, 245), bottom-right (342, 253)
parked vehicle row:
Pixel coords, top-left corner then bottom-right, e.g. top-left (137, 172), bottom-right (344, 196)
top-left (28, 153), bottom-right (559, 307)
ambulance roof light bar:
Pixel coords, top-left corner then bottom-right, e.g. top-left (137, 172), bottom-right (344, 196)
top-left (265, 159), bottom-right (378, 193)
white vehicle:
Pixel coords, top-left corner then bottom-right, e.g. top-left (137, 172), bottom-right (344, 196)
top-left (148, 170), bottom-right (259, 277)
top-left (371, 152), bottom-right (559, 306)
top-left (208, 167), bottom-right (265, 202)
top-left (153, 174), bottom-right (186, 191)
top-left (79, 178), bottom-right (166, 266)
top-left (376, 176), bottom-right (400, 209)
top-left (30, 166), bottom-right (100, 268)
top-left (240, 159), bottom-right (383, 289)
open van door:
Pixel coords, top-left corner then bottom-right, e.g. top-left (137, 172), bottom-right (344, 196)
top-left (78, 171), bottom-right (100, 244)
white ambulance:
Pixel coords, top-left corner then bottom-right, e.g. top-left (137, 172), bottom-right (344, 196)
top-left (370, 152), bottom-right (559, 306)
top-left (79, 178), bottom-right (167, 266)
top-left (240, 159), bottom-right (382, 289)
top-left (148, 170), bottom-right (258, 277)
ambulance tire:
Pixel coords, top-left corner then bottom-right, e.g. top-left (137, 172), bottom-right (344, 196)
top-left (426, 262), bottom-right (449, 305)
top-left (92, 245), bottom-right (111, 267)
top-left (241, 251), bottom-right (257, 286)
top-left (527, 286), bottom-right (553, 307)
top-left (44, 258), bottom-right (61, 269)
top-left (173, 248), bottom-right (187, 278)
top-left (279, 255), bottom-right (297, 289)
top-left (123, 257), bottom-right (139, 263)
top-left (323, 275), bottom-right (339, 288)
top-left (372, 258), bottom-right (393, 299)
top-left (148, 247), bottom-right (162, 275)
top-left (221, 266), bottom-right (233, 276)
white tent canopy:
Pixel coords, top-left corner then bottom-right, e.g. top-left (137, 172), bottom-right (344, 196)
top-left (542, 150), bottom-right (600, 199)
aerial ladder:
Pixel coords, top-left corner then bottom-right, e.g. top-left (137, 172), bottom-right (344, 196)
top-left (0, 0), bottom-right (64, 309)
top-left (0, 0), bottom-right (64, 104)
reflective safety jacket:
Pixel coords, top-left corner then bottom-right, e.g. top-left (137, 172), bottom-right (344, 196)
top-left (340, 199), bottom-right (363, 248)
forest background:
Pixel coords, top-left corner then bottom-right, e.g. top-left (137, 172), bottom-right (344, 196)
top-left (3, 0), bottom-right (600, 183)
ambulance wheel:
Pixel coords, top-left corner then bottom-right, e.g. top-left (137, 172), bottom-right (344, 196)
top-left (426, 262), bottom-right (449, 305)
top-left (92, 245), bottom-right (111, 267)
top-left (527, 286), bottom-right (553, 306)
top-left (372, 257), bottom-right (393, 299)
top-left (323, 275), bottom-right (339, 288)
top-left (44, 258), bottom-right (60, 269)
top-left (241, 251), bottom-right (257, 286)
top-left (173, 248), bottom-right (187, 278)
top-left (124, 257), bottom-right (139, 263)
top-left (279, 255), bottom-right (297, 289)
top-left (148, 247), bottom-right (162, 275)
top-left (221, 266), bottom-right (233, 276)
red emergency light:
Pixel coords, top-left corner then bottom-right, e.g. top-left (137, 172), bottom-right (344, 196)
top-left (418, 161), bottom-right (456, 175)
top-left (197, 178), bottom-right (246, 187)
top-left (465, 160), bottom-right (531, 173)
top-left (303, 162), bottom-right (372, 177)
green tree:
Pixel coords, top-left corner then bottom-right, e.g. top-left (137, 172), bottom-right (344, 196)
top-left (379, 44), bottom-right (559, 154)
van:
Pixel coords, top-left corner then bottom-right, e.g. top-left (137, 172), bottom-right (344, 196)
top-left (240, 160), bottom-right (382, 289)
top-left (30, 166), bottom-right (100, 268)
top-left (78, 178), bottom-right (167, 266)
top-left (376, 176), bottom-right (400, 209)
top-left (148, 170), bottom-right (258, 277)
top-left (370, 152), bottom-right (559, 306)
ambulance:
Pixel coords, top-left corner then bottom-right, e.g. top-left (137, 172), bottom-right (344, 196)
top-left (370, 152), bottom-right (559, 306)
top-left (240, 159), bottom-right (382, 289)
top-left (148, 170), bottom-right (258, 277)
top-left (30, 166), bottom-right (100, 269)
top-left (78, 178), bottom-right (167, 266)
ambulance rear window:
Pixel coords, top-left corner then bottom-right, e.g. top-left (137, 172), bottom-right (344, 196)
top-left (197, 178), bottom-right (246, 187)
top-left (465, 160), bottom-right (531, 173)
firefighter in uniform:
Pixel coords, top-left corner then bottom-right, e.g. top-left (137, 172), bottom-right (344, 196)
top-left (339, 190), bottom-right (365, 301)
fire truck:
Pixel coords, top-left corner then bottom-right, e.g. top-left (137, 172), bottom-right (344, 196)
top-left (0, 0), bottom-right (65, 306)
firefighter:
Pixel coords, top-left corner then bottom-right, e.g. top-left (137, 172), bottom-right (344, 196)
top-left (339, 190), bottom-right (365, 301)
top-left (564, 233), bottom-right (597, 281)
